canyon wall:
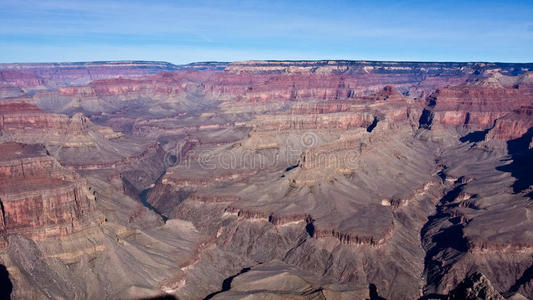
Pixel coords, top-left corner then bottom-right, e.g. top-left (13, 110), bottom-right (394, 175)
top-left (0, 143), bottom-right (97, 242)
top-left (0, 60), bottom-right (531, 299)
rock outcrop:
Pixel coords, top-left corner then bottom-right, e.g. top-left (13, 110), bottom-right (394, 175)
top-left (0, 142), bottom-right (98, 242)
top-left (448, 272), bottom-right (505, 300)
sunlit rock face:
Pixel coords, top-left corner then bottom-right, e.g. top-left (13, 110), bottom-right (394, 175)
top-left (0, 142), bottom-right (98, 243)
top-left (207, 60), bottom-right (530, 101)
top-left (423, 73), bottom-right (533, 140)
top-left (0, 60), bottom-right (532, 299)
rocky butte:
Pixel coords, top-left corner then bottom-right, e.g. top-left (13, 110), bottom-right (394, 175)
top-left (0, 60), bottom-right (532, 300)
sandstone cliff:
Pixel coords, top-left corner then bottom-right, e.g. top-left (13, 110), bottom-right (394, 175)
top-left (0, 142), bottom-right (97, 242)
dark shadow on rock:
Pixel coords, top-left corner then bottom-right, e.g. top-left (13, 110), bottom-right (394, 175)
top-left (505, 263), bottom-right (533, 296)
top-left (459, 120), bottom-right (496, 143)
top-left (139, 186), bottom-right (169, 222)
top-left (420, 184), bottom-right (469, 290)
top-left (418, 109), bottom-right (434, 129)
top-left (203, 267), bottom-right (251, 300)
top-left (285, 164), bottom-right (298, 172)
top-left (422, 185), bottom-right (468, 253)
top-left (305, 222), bottom-right (315, 237)
top-left (366, 117), bottom-right (379, 133)
top-left (459, 128), bottom-right (490, 143)
top-left (368, 284), bottom-right (386, 300)
top-left (0, 265), bottom-right (12, 300)
top-left (418, 293), bottom-right (447, 300)
top-left (141, 295), bottom-right (177, 300)
top-left (496, 127), bottom-right (533, 194)
top-left (431, 225), bottom-right (468, 253)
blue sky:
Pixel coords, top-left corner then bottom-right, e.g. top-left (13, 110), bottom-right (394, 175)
top-left (1, 0), bottom-right (532, 63)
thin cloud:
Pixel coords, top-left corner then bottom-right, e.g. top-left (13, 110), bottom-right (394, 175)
top-left (1, 0), bottom-right (532, 63)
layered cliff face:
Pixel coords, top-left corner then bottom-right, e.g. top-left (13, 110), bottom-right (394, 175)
top-left (0, 61), bottom-right (182, 98)
top-left (0, 100), bottom-right (164, 174)
top-left (0, 137), bottom-right (203, 299)
top-left (0, 71), bottom-right (44, 98)
top-left (422, 73), bottom-right (533, 141)
top-left (0, 60), bottom-right (532, 300)
top-left (0, 100), bottom-right (104, 145)
top-left (206, 60), bottom-right (533, 101)
top-left (30, 71), bottom-right (218, 119)
top-left (0, 142), bottom-right (97, 242)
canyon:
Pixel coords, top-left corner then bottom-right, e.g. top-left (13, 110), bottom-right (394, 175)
top-left (0, 60), bottom-right (532, 300)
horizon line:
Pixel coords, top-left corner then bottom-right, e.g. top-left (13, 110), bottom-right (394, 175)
top-left (1, 59), bottom-right (533, 66)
